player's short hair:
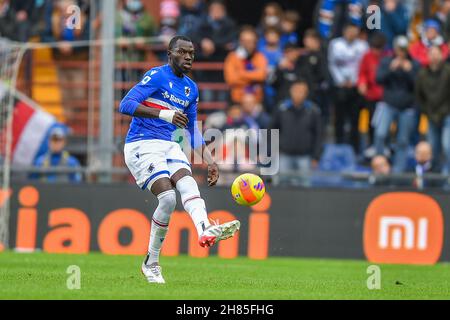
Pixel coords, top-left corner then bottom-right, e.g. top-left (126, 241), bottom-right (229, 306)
top-left (168, 35), bottom-right (192, 50)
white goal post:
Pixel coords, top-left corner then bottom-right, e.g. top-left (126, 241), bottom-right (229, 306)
top-left (0, 38), bottom-right (27, 250)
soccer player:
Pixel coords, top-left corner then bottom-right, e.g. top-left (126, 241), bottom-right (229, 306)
top-left (119, 35), bottom-right (240, 284)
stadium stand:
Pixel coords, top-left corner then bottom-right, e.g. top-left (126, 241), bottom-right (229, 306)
top-left (2, 0), bottom-right (450, 188)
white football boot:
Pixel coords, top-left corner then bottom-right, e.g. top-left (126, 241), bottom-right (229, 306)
top-left (198, 220), bottom-right (241, 248)
top-left (141, 262), bottom-right (165, 284)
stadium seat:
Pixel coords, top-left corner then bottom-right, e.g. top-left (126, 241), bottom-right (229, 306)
top-left (319, 144), bottom-right (356, 172)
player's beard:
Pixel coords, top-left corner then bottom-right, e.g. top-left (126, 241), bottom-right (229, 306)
top-left (171, 61), bottom-right (189, 76)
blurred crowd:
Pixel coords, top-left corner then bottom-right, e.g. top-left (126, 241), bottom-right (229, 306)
top-left (1, 0), bottom-right (450, 187)
top-left (182, 0), bottom-right (450, 186)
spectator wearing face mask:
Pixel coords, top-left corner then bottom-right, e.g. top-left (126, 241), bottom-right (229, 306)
top-left (257, 8), bottom-right (298, 51)
top-left (258, 2), bottom-right (283, 33)
top-left (115, 0), bottom-right (156, 62)
top-left (224, 26), bottom-right (268, 104)
top-left (115, 0), bottom-right (156, 100)
top-left (409, 19), bottom-right (449, 66)
top-left (258, 9), bottom-right (299, 50)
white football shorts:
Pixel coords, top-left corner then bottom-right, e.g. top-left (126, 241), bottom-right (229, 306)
top-left (124, 139), bottom-right (191, 190)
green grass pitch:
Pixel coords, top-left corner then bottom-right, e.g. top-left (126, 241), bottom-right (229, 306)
top-left (1, 252), bottom-right (449, 299)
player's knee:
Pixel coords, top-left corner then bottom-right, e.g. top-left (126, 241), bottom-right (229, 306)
top-left (157, 189), bottom-right (177, 213)
top-left (175, 175), bottom-right (202, 206)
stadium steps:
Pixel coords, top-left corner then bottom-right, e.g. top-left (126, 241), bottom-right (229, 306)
top-left (31, 48), bottom-right (65, 122)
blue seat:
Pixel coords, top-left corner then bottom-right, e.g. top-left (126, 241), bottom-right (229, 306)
top-left (319, 144), bottom-right (356, 172)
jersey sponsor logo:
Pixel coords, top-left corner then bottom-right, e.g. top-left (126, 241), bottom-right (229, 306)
top-left (162, 90), bottom-right (189, 107)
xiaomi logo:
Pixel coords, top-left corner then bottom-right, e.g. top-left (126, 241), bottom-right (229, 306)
top-left (379, 216), bottom-right (428, 250)
top-left (364, 192), bottom-right (443, 265)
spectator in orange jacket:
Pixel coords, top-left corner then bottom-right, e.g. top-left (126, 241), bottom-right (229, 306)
top-left (409, 19), bottom-right (449, 66)
top-left (224, 26), bottom-right (268, 104)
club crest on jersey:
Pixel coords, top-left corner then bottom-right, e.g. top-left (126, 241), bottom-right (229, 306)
top-left (148, 163), bottom-right (155, 173)
top-left (169, 81), bottom-right (173, 88)
top-left (185, 86), bottom-right (190, 97)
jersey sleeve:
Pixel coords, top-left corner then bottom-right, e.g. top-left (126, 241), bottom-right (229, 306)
top-left (119, 69), bottom-right (160, 116)
top-left (185, 85), bottom-right (205, 149)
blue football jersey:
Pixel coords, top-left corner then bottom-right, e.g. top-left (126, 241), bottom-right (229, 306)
top-left (119, 64), bottom-right (205, 148)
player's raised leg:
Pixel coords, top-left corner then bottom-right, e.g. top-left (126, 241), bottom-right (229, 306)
top-left (141, 177), bottom-right (175, 284)
top-left (171, 169), bottom-right (240, 248)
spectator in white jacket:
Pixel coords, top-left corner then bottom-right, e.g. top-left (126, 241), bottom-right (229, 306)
top-left (328, 23), bottom-right (368, 153)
